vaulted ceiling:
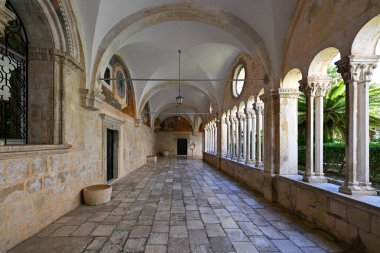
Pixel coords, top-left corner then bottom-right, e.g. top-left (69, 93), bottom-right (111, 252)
top-left (73, 0), bottom-right (297, 127)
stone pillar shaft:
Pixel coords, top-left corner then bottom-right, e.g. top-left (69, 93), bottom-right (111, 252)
top-left (246, 112), bottom-right (252, 163)
top-left (315, 94), bottom-right (324, 177)
top-left (336, 56), bottom-right (379, 195)
top-left (255, 103), bottom-right (264, 166)
top-left (226, 119), bottom-right (231, 158)
top-left (230, 116), bottom-right (236, 160)
top-left (251, 113), bottom-right (256, 162)
top-left (304, 94), bottom-right (315, 181)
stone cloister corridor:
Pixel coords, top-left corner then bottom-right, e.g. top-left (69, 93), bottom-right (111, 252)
top-left (2, 0), bottom-right (380, 252)
top-left (10, 158), bottom-right (347, 253)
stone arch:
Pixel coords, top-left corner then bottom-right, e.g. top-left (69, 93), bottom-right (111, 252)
top-left (257, 88), bottom-right (265, 102)
top-left (308, 47), bottom-right (340, 77)
top-left (151, 103), bottom-right (200, 129)
top-left (247, 96), bottom-right (255, 110)
top-left (238, 101), bottom-right (246, 113)
top-left (282, 68), bottom-right (302, 89)
top-left (352, 14), bottom-right (380, 56)
top-left (91, 3), bottom-right (271, 92)
top-left (6, 0), bottom-right (80, 144)
top-left (138, 81), bottom-right (217, 118)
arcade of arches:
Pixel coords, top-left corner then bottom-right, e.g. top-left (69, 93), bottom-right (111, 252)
top-left (1, 0), bottom-right (380, 252)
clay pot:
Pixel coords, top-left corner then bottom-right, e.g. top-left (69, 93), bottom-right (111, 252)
top-left (83, 184), bottom-right (112, 205)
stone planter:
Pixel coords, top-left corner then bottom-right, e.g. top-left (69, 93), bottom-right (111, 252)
top-left (83, 184), bottom-right (112, 205)
top-left (163, 151), bottom-right (169, 156)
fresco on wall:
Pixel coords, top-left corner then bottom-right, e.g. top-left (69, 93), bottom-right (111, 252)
top-left (101, 55), bottom-right (136, 118)
top-left (157, 116), bottom-right (193, 132)
top-left (142, 103), bottom-right (151, 127)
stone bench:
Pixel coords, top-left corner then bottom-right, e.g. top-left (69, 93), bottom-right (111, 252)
top-left (147, 155), bottom-right (157, 163)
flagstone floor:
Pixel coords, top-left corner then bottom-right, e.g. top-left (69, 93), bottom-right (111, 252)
top-left (9, 158), bottom-right (350, 253)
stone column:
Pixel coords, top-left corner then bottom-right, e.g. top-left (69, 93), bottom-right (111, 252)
top-left (230, 115), bottom-right (237, 160)
top-left (205, 125), bottom-right (208, 152)
top-left (0, 0), bottom-right (15, 38)
top-left (251, 109), bottom-right (257, 163)
top-left (271, 88), bottom-right (301, 174)
top-left (208, 123), bottom-right (212, 153)
top-left (245, 109), bottom-right (253, 164)
top-left (255, 102), bottom-right (264, 166)
top-left (314, 77), bottom-right (330, 179)
top-left (237, 112), bottom-right (246, 162)
top-left (302, 81), bottom-right (317, 182)
top-left (221, 118), bottom-right (227, 157)
top-left (234, 114), bottom-right (240, 161)
top-left (214, 122), bottom-right (218, 155)
top-left (337, 56), bottom-right (379, 195)
top-left (225, 117), bottom-right (231, 158)
top-left (211, 123), bottom-right (215, 154)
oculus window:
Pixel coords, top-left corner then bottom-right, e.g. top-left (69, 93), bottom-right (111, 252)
top-left (232, 64), bottom-right (246, 98)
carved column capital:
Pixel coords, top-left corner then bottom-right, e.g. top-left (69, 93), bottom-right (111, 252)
top-left (0, 0), bottom-right (15, 38)
top-left (237, 112), bottom-right (246, 120)
top-left (349, 55), bottom-right (379, 83)
top-left (336, 55), bottom-right (380, 84)
top-left (254, 102), bottom-right (264, 115)
top-left (271, 88), bottom-right (300, 99)
top-left (308, 76), bottom-right (331, 97)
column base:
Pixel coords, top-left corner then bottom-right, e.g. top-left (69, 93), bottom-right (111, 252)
top-left (245, 159), bottom-right (253, 164)
top-left (237, 157), bottom-right (245, 162)
top-left (302, 174), bottom-right (328, 183)
top-left (339, 183), bottom-right (377, 196)
top-left (231, 156), bottom-right (237, 161)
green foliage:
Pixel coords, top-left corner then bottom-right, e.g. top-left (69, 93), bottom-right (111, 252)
top-left (298, 65), bottom-right (380, 143)
top-left (298, 142), bottom-right (380, 185)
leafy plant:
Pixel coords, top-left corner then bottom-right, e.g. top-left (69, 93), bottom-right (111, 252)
top-left (298, 66), bottom-right (380, 143)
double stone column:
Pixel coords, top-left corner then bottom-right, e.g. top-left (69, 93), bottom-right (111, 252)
top-left (302, 76), bottom-right (330, 182)
top-left (230, 114), bottom-right (237, 160)
top-left (237, 112), bottom-right (246, 162)
top-left (336, 56), bottom-right (379, 195)
top-left (254, 102), bottom-right (264, 167)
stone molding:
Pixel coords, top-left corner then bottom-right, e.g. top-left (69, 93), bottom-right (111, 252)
top-left (271, 88), bottom-right (300, 99)
top-left (0, 0), bottom-right (15, 38)
top-left (100, 113), bottom-right (125, 131)
top-left (28, 48), bottom-right (84, 71)
top-left (0, 144), bottom-right (71, 159)
top-left (80, 88), bottom-right (105, 111)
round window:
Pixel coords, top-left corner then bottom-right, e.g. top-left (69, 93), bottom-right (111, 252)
top-left (232, 65), bottom-right (246, 97)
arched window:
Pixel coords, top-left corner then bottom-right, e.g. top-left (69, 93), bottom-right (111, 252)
top-left (0, 2), bottom-right (28, 144)
top-left (232, 64), bottom-right (246, 97)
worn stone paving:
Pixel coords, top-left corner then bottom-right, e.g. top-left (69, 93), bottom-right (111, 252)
top-left (10, 158), bottom-right (349, 253)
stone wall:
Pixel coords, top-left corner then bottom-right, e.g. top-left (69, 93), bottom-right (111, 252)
top-left (155, 131), bottom-right (202, 157)
top-left (0, 60), bottom-right (155, 252)
top-left (276, 176), bottom-right (380, 253)
top-left (204, 154), bottom-right (380, 252)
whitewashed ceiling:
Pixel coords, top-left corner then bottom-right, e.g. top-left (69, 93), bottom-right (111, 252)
top-left (73, 0), bottom-right (297, 127)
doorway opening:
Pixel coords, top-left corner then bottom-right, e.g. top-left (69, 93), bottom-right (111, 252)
top-left (106, 129), bottom-right (117, 182)
top-left (177, 138), bottom-right (188, 155)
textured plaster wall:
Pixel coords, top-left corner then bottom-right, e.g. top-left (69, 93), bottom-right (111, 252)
top-left (123, 121), bottom-right (155, 177)
top-left (155, 131), bottom-right (202, 157)
top-left (0, 61), bottom-right (155, 252)
top-left (0, 62), bottom-right (103, 251)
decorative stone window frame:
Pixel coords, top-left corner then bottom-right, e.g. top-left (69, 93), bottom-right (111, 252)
top-left (100, 113), bottom-right (124, 183)
top-left (232, 63), bottom-right (247, 98)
